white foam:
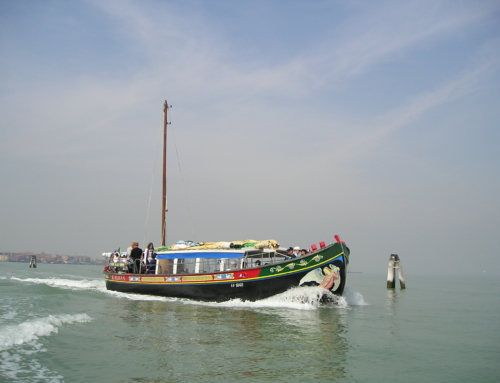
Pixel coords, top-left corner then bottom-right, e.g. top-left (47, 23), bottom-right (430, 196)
top-left (103, 289), bottom-right (179, 302)
top-left (11, 276), bottom-right (104, 291)
top-left (98, 285), bottom-right (341, 308)
top-left (1, 349), bottom-right (65, 382)
top-left (0, 310), bottom-right (18, 322)
top-left (10, 277), bottom-right (180, 303)
top-left (343, 287), bottom-right (367, 306)
top-left (185, 286), bottom-right (351, 310)
top-left (0, 313), bottom-right (93, 351)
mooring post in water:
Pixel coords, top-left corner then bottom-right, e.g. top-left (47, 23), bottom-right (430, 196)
top-left (397, 256), bottom-right (406, 289)
top-left (29, 255), bottom-right (37, 268)
top-left (387, 254), bottom-right (396, 288)
top-left (387, 254), bottom-right (405, 289)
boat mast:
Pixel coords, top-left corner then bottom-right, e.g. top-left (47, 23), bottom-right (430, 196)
top-left (161, 100), bottom-right (170, 247)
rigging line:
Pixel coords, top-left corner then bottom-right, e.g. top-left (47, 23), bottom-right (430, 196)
top-left (144, 121), bottom-right (163, 247)
top-left (171, 122), bottom-right (197, 242)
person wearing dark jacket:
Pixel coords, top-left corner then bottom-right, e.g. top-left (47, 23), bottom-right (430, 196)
top-left (284, 247), bottom-right (295, 260)
top-left (130, 242), bottom-right (143, 274)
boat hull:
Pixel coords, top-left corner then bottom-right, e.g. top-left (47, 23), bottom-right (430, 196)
top-left (104, 242), bottom-right (349, 302)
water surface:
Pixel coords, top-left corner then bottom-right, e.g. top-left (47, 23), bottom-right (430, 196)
top-left (1, 263), bottom-right (498, 382)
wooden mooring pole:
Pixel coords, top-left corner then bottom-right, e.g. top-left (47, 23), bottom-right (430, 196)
top-left (387, 254), bottom-right (405, 289)
top-left (29, 255), bottom-right (37, 268)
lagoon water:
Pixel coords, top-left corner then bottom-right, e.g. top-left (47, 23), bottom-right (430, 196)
top-left (1, 262), bottom-right (498, 382)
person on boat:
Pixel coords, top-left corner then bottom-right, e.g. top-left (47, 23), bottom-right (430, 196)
top-left (129, 242), bottom-right (143, 274)
top-left (229, 261), bottom-right (238, 270)
top-left (300, 249), bottom-right (308, 256)
top-left (284, 247), bottom-right (295, 260)
top-left (293, 247), bottom-right (301, 257)
top-left (142, 242), bottom-right (155, 266)
top-left (255, 260), bottom-right (261, 267)
top-left (126, 242), bottom-right (134, 257)
top-left (147, 253), bottom-right (157, 274)
top-left (126, 243), bottom-right (134, 272)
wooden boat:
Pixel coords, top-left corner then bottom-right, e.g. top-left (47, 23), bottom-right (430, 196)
top-left (103, 101), bottom-right (350, 302)
top-left (104, 239), bottom-right (349, 302)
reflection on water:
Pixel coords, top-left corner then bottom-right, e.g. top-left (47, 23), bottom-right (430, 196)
top-left (386, 288), bottom-right (405, 339)
top-left (386, 289), bottom-right (405, 314)
top-left (109, 297), bottom-right (351, 382)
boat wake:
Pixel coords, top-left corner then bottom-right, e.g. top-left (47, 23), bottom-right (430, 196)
top-left (265, 287), bottom-right (349, 309)
top-left (0, 313), bottom-right (93, 352)
top-left (10, 276), bottom-right (367, 308)
top-left (186, 286), bottom-right (366, 310)
top-left (0, 313), bottom-right (92, 383)
top-left (10, 276), bottom-right (181, 302)
top-left (10, 276), bottom-right (104, 291)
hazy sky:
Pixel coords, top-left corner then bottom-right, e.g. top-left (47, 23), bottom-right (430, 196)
top-left (1, 0), bottom-right (499, 275)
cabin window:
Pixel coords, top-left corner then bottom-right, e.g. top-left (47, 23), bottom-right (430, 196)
top-left (170, 258), bottom-right (229, 274)
top-left (157, 255), bottom-right (281, 274)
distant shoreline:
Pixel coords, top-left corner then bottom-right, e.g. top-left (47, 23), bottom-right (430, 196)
top-left (1, 260), bottom-right (104, 265)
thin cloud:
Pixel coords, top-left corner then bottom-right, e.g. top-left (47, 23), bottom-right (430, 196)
top-left (299, 1), bottom-right (497, 86)
top-left (328, 56), bottom-right (499, 163)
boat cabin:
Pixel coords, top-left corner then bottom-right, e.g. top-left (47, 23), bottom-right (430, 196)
top-left (156, 248), bottom-right (285, 274)
top-left (105, 248), bottom-right (287, 275)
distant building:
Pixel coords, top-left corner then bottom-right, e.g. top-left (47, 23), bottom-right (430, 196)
top-left (0, 251), bottom-right (102, 265)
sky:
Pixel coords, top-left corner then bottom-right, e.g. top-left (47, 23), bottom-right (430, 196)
top-left (1, 0), bottom-right (499, 276)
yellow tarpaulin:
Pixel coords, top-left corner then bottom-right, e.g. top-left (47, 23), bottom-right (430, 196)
top-left (172, 239), bottom-right (280, 250)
